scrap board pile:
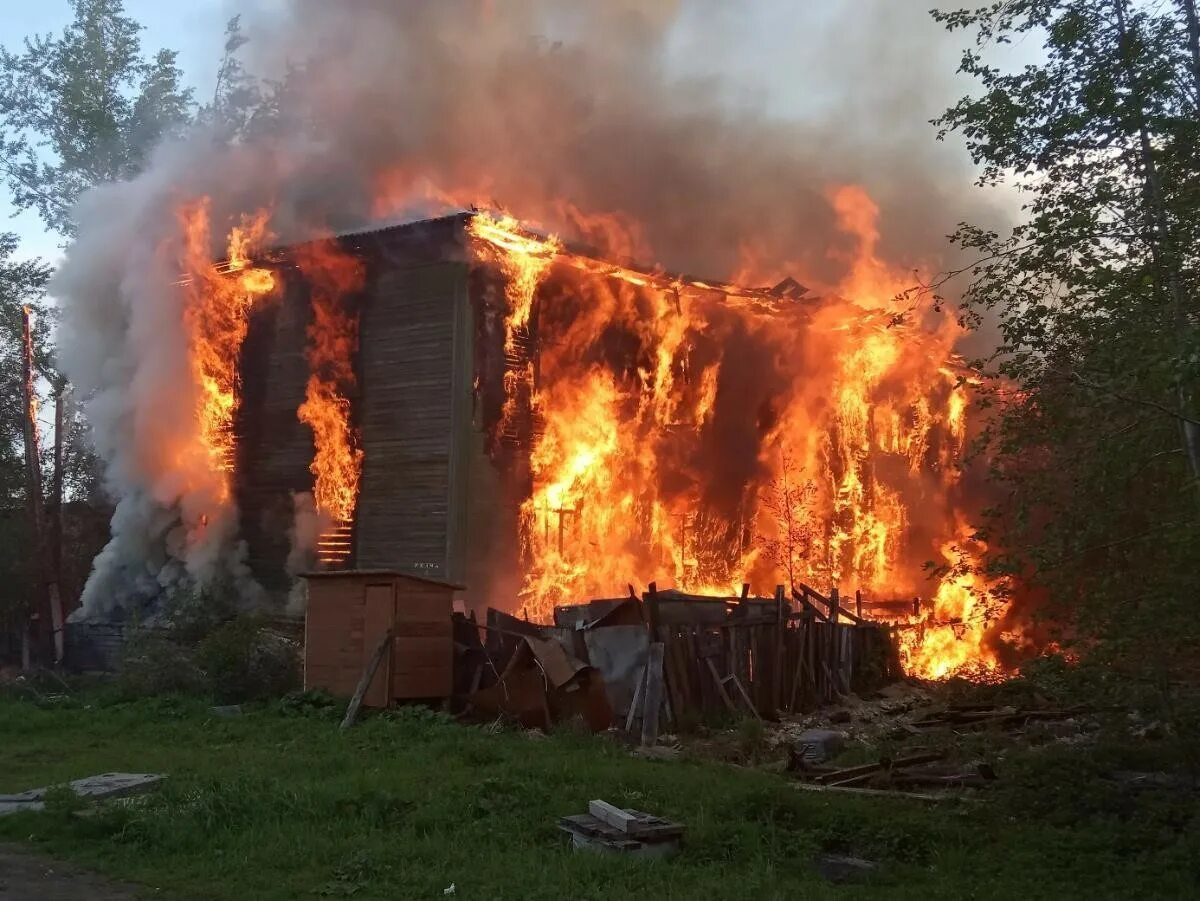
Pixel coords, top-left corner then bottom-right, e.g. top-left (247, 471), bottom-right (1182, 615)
top-left (559, 800), bottom-right (686, 857)
top-left (457, 582), bottom-right (902, 735)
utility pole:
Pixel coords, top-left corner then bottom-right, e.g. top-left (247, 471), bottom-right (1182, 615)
top-left (19, 307), bottom-right (64, 665)
top-left (52, 388), bottom-right (66, 626)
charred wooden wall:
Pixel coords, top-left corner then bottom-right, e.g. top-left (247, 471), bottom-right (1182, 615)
top-left (236, 267), bottom-right (314, 593)
top-left (236, 214), bottom-right (523, 605)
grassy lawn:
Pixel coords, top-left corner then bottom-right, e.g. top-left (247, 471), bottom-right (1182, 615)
top-left (1, 691), bottom-right (1197, 900)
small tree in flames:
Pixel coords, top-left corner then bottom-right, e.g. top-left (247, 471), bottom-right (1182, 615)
top-left (758, 446), bottom-right (817, 589)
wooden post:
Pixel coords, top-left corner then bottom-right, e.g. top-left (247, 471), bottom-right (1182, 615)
top-left (640, 642), bottom-right (665, 747)
top-left (855, 589), bottom-right (863, 620)
top-left (643, 581), bottom-right (681, 726)
top-left (772, 584), bottom-right (785, 716)
top-left (645, 581), bottom-right (660, 634)
top-left (789, 617), bottom-right (807, 711)
top-left (830, 587), bottom-right (841, 699)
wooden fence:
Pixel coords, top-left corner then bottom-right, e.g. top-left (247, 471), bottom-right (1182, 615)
top-left (640, 583), bottom-right (902, 721)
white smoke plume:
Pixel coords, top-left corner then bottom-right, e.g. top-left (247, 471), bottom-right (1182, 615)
top-left (55, 0), bottom-right (1004, 618)
top-left (284, 491), bottom-right (326, 615)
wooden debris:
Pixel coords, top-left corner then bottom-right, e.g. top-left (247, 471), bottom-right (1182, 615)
top-left (791, 781), bottom-right (964, 803)
top-left (813, 750), bottom-right (946, 787)
top-left (561, 802), bottom-right (685, 857)
top-left (907, 705), bottom-right (1088, 732)
top-left (588, 799), bottom-right (640, 833)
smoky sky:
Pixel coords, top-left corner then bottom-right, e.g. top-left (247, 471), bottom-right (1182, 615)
top-left (54, 0), bottom-right (1010, 616)
top-left (231, 0), bottom-right (1010, 287)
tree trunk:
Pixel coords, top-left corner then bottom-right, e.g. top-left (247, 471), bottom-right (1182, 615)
top-left (1115, 0), bottom-right (1200, 484)
top-left (1180, 0), bottom-right (1200, 103)
top-left (19, 307), bottom-right (64, 665)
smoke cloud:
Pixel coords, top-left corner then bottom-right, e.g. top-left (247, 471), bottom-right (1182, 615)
top-left (54, 0), bottom-right (1006, 617)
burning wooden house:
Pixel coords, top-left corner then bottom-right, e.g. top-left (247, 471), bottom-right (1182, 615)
top-left (225, 209), bottom-right (999, 681)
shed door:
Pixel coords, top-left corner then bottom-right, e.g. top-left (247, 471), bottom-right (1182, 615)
top-left (362, 583), bottom-right (395, 708)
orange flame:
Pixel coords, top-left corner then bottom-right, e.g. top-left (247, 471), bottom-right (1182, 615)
top-left (295, 240), bottom-right (367, 566)
top-left (178, 200), bottom-right (276, 502)
top-left (465, 195), bottom-right (1006, 680)
top-left (900, 522), bottom-right (1006, 681)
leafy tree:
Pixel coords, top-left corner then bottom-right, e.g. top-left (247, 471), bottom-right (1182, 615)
top-left (932, 1), bottom-right (1200, 693)
top-left (197, 16), bottom-right (266, 142)
top-left (0, 233), bottom-right (52, 503)
top-left (0, 233), bottom-right (52, 631)
top-left (0, 0), bottom-right (194, 237)
top-left (757, 446), bottom-right (817, 590)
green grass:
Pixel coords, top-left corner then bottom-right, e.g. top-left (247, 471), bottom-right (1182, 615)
top-left (1, 692), bottom-right (1197, 900)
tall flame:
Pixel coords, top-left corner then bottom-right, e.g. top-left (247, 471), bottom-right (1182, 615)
top-left (178, 200), bottom-right (276, 502)
top-left (466, 197), bottom-right (1006, 680)
top-left (295, 240), bottom-right (367, 566)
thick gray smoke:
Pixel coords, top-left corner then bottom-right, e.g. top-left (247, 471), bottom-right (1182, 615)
top-left (55, 0), bottom-right (1005, 618)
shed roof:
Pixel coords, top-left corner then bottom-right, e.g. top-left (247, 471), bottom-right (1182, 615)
top-left (300, 569), bottom-right (465, 590)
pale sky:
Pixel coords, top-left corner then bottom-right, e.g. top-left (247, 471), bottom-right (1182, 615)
top-left (0, 0), bottom-right (232, 262)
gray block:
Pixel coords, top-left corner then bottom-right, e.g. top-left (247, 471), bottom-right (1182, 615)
top-left (793, 729), bottom-right (846, 764)
top-left (0, 773), bottom-right (165, 817)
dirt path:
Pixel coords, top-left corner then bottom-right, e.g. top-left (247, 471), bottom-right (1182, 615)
top-left (0, 845), bottom-right (140, 900)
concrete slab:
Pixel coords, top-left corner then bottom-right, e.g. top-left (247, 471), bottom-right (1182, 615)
top-left (0, 773), bottom-right (165, 817)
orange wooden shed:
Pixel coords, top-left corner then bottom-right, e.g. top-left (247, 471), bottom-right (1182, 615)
top-left (302, 570), bottom-right (459, 707)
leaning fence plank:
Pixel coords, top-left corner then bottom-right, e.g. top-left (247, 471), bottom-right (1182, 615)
top-left (625, 663), bottom-right (648, 733)
top-left (704, 657), bottom-right (738, 713)
top-left (730, 673), bottom-right (763, 721)
top-left (340, 628), bottom-right (394, 731)
top-left (640, 642), bottom-right (666, 747)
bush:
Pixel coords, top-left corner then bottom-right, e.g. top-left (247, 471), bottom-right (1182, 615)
top-left (116, 629), bottom-right (206, 699)
top-left (161, 581), bottom-right (240, 645)
top-left (276, 689), bottom-right (340, 719)
top-left (195, 617), bottom-right (300, 704)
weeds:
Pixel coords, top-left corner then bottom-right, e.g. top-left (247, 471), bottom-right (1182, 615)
top-left (0, 691), bottom-right (1197, 900)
